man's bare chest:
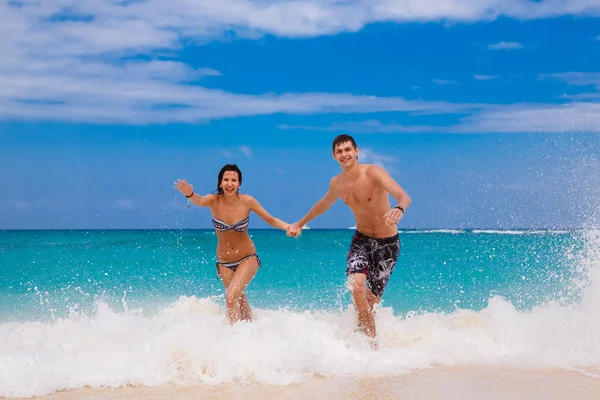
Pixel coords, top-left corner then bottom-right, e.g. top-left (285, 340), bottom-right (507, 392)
top-left (338, 182), bottom-right (377, 206)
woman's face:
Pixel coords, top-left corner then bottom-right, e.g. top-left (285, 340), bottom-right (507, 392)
top-left (220, 171), bottom-right (240, 196)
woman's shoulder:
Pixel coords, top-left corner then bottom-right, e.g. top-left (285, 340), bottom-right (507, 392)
top-left (203, 193), bottom-right (218, 203)
top-left (241, 194), bottom-right (265, 210)
top-left (239, 193), bottom-right (256, 204)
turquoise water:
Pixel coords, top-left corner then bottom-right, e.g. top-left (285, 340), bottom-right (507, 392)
top-left (0, 229), bottom-right (585, 321)
top-left (2, 228), bottom-right (599, 398)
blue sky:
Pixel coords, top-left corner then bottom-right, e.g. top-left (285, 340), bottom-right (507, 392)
top-left (1, 1), bottom-right (600, 229)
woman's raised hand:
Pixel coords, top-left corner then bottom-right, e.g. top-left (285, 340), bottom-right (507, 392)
top-left (174, 179), bottom-right (194, 197)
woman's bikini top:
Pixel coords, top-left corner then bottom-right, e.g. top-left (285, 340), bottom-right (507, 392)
top-left (211, 216), bottom-right (250, 232)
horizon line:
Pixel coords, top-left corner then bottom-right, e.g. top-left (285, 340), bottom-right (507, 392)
top-left (0, 227), bottom-right (594, 232)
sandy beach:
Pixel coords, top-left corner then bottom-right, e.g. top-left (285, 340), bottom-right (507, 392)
top-left (23, 367), bottom-right (600, 400)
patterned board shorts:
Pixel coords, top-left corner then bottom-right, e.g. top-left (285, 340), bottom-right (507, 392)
top-left (346, 230), bottom-right (401, 298)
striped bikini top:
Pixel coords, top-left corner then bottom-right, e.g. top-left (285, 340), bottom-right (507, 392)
top-left (212, 216), bottom-right (250, 232)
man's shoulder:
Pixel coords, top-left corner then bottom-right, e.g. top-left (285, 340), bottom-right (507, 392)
top-left (329, 174), bottom-right (342, 185)
top-left (363, 164), bottom-right (386, 177)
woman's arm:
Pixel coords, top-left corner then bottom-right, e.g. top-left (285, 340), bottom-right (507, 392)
top-left (245, 195), bottom-right (289, 230)
top-left (174, 179), bottom-right (216, 207)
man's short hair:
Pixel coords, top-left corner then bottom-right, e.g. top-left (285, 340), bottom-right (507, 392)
top-left (331, 134), bottom-right (357, 153)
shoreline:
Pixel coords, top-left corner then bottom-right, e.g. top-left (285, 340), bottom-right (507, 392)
top-left (16, 366), bottom-right (600, 400)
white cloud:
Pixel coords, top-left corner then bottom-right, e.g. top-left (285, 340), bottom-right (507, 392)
top-left (541, 72), bottom-right (600, 101)
top-left (198, 68), bottom-right (222, 77)
top-left (0, 61), bottom-right (477, 123)
top-left (279, 101), bottom-right (600, 134)
top-left (473, 75), bottom-right (498, 80)
top-left (1, 0), bottom-right (599, 124)
top-left (488, 41), bottom-right (523, 50)
top-left (455, 102), bottom-right (600, 133)
top-left (433, 79), bottom-right (459, 85)
top-left (541, 72), bottom-right (600, 88)
top-left (238, 145), bottom-right (252, 157)
top-left (4, 1), bottom-right (595, 47)
top-left (279, 120), bottom-right (436, 133)
top-left (359, 148), bottom-right (398, 173)
top-left (561, 93), bottom-right (600, 100)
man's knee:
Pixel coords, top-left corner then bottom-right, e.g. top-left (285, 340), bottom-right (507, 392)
top-left (348, 274), bottom-right (368, 297)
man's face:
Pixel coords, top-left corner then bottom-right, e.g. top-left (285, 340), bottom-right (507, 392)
top-left (333, 141), bottom-right (358, 167)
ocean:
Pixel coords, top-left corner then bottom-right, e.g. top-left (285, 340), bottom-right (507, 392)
top-left (1, 229), bottom-right (599, 398)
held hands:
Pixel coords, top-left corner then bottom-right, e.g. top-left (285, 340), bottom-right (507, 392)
top-left (174, 179), bottom-right (194, 198)
top-left (384, 206), bottom-right (404, 225)
top-left (286, 222), bottom-right (302, 238)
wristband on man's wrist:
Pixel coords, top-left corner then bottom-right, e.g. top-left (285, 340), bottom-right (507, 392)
top-left (185, 192), bottom-right (194, 198)
top-left (394, 205), bottom-right (405, 214)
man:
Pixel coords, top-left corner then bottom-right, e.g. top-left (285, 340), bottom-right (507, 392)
top-left (287, 134), bottom-right (411, 343)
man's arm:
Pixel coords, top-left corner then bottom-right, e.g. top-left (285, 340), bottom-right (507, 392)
top-left (296, 178), bottom-right (339, 228)
top-left (369, 166), bottom-right (411, 209)
top-left (368, 166), bottom-right (412, 225)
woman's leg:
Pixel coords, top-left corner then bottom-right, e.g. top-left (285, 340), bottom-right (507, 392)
top-left (218, 265), bottom-right (252, 322)
top-left (217, 266), bottom-right (253, 321)
top-left (239, 292), bottom-right (253, 322)
top-left (218, 257), bottom-right (259, 324)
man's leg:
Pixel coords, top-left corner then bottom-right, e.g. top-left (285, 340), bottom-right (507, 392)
top-left (366, 235), bottom-right (401, 313)
top-left (366, 288), bottom-right (380, 310)
top-left (348, 273), bottom-right (377, 338)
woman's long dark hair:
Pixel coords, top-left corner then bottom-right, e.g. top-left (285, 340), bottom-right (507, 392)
top-left (216, 164), bottom-right (242, 194)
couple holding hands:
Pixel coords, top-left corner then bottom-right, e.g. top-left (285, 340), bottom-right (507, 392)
top-left (174, 134), bottom-right (412, 341)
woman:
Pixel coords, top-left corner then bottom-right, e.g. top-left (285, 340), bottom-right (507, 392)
top-left (174, 164), bottom-right (289, 324)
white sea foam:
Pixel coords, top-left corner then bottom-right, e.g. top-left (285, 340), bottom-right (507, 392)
top-left (1, 231), bottom-right (599, 398)
top-left (472, 230), bottom-right (530, 235)
top-left (471, 229), bottom-right (571, 235)
top-left (402, 229), bottom-right (464, 234)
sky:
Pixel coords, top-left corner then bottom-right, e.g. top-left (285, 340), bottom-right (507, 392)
top-left (1, 0), bottom-right (600, 229)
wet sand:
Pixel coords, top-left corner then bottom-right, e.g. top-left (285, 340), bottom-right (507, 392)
top-left (25, 367), bottom-right (600, 400)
